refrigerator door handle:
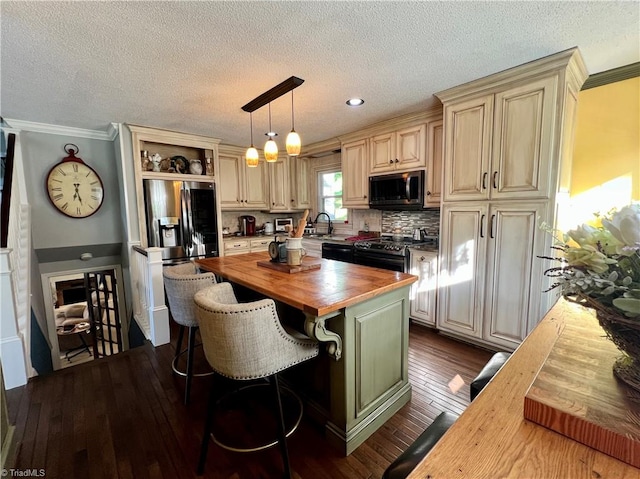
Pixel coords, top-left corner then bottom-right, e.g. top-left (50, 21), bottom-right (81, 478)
top-left (184, 186), bottom-right (195, 249)
top-left (180, 188), bottom-right (190, 252)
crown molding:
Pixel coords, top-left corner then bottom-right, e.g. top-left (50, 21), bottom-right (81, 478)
top-left (436, 47), bottom-right (588, 103)
top-left (3, 118), bottom-right (115, 141)
top-left (582, 62), bottom-right (640, 90)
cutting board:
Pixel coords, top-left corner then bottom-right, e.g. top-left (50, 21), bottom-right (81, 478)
top-left (257, 257), bottom-right (322, 274)
top-left (523, 315), bottom-right (640, 467)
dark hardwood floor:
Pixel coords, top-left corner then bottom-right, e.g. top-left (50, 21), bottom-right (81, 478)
top-left (6, 321), bottom-right (493, 479)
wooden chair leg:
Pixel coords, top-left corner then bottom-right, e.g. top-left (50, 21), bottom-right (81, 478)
top-left (197, 377), bottom-right (217, 475)
top-left (184, 326), bottom-right (197, 405)
top-left (270, 374), bottom-right (292, 479)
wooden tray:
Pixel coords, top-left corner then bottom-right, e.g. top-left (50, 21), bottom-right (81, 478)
top-left (523, 314), bottom-right (640, 467)
top-left (257, 257), bottom-right (322, 274)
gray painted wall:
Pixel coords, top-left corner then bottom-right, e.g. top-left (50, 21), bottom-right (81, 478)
top-left (19, 130), bottom-right (126, 372)
top-left (21, 131), bottom-right (123, 249)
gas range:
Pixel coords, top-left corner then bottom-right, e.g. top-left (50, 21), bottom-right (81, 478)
top-left (354, 236), bottom-right (438, 257)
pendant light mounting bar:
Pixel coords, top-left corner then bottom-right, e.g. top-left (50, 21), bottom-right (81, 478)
top-left (241, 76), bottom-right (305, 113)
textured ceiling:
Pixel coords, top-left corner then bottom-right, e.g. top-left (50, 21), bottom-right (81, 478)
top-left (1, 1), bottom-right (639, 149)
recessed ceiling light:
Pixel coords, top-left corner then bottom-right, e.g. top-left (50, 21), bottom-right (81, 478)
top-left (346, 98), bottom-right (364, 107)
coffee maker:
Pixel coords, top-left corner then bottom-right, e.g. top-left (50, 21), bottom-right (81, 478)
top-left (240, 215), bottom-right (256, 236)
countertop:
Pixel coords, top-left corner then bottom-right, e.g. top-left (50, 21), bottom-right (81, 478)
top-left (407, 298), bottom-right (639, 478)
top-left (195, 252), bottom-right (417, 317)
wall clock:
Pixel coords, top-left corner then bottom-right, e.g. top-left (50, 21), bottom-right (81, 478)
top-left (45, 144), bottom-right (104, 218)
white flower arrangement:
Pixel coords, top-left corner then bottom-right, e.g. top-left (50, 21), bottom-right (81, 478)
top-left (542, 203), bottom-right (640, 318)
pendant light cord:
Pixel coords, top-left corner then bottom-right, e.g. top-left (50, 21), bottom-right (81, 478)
top-left (250, 111), bottom-right (254, 146)
top-left (291, 90), bottom-right (295, 131)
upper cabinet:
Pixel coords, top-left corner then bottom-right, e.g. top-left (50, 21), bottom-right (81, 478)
top-left (425, 119), bottom-right (443, 207)
top-left (439, 55), bottom-right (581, 203)
top-left (341, 138), bottom-right (369, 208)
top-left (370, 124), bottom-right (426, 175)
top-left (289, 156), bottom-right (312, 210)
top-left (268, 156), bottom-right (290, 211)
top-left (217, 147), bottom-right (269, 210)
top-left (268, 155), bottom-right (311, 212)
top-left (338, 107), bottom-right (443, 210)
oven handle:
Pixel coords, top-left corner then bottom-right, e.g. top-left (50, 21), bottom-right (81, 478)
top-left (353, 250), bottom-right (405, 262)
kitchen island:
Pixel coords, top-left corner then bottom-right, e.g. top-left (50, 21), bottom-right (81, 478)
top-left (196, 252), bottom-right (417, 455)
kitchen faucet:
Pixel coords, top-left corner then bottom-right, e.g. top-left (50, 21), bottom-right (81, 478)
top-left (314, 212), bottom-right (333, 235)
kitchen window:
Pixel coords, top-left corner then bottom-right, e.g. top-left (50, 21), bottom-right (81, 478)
top-left (318, 170), bottom-right (348, 222)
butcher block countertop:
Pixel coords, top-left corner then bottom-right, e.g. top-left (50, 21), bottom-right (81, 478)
top-left (408, 299), bottom-right (640, 479)
top-left (195, 252), bottom-right (417, 317)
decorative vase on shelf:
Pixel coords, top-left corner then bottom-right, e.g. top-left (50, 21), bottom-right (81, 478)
top-left (189, 159), bottom-right (203, 175)
top-left (150, 153), bottom-right (162, 172)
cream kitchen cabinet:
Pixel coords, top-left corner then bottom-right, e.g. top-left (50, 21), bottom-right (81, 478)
top-left (289, 156), bottom-right (312, 209)
top-left (268, 156), bottom-right (290, 211)
top-left (301, 238), bottom-right (323, 258)
top-left (222, 236), bottom-right (272, 256)
top-left (223, 238), bottom-right (250, 256)
top-left (217, 149), bottom-right (269, 210)
top-left (441, 76), bottom-right (557, 202)
top-left (437, 201), bottom-right (547, 350)
top-left (341, 138), bottom-right (369, 208)
top-left (409, 250), bottom-right (438, 326)
top-left (369, 124), bottom-right (426, 175)
top-left (267, 155), bottom-right (311, 212)
top-left (249, 237), bottom-right (271, 252)
top-left (435, 48), bottom-right (587, 350)
top-left (424, 119), bottom-right (443, 207)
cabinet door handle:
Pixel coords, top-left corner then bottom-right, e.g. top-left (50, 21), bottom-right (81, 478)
top-left (490, 214), bottom-right (496, 239)
top-left (426, 190), bottom-right (431, 196)
top-left (480, 214), bottom-right (486, 238)
top-left (493, 171), bottom-right (498, 189)
top-left (389, 159), bottom-right (394, 164)
top-left (420, 256), bottom-right (425, 261)
top-left (482, 172), bottom-right (488, 190)
top-left (395, 158), bottom-right (399, 163)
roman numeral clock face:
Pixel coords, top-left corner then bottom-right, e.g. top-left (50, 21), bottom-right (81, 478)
top-left (46, 161), bottom-right (104, 218)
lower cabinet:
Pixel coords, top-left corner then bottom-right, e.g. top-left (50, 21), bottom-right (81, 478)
top-left (222, 237), bottom-right (273, 256)
top-left (437, 201), bottom-right (547, 350)
top-left (409, 250), bottom-right (438, 326)
top-left (301, 238), bottom-right (323, 258)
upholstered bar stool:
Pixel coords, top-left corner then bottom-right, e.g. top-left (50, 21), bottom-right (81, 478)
top-left (163, 262), bottom-right (217, 405)
top-left (194, 282), bottom-right (319, 479)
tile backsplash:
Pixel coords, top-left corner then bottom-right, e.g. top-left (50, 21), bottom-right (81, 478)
top-left (381, 209), bottom-right (441, 236)
top-left (221, 208), bottom-right (440, 237)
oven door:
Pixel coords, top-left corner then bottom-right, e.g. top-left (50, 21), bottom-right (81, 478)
top-left (322, 242), bottom-right (354, 263)
top-left (353, 249), bottom-right (407, 272)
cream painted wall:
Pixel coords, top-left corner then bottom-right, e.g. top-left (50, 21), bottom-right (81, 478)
top-left (570, 77), bottom-right (639, 224)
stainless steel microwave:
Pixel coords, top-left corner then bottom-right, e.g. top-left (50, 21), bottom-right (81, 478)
top-left (369, 170), bottom-right (425, 210)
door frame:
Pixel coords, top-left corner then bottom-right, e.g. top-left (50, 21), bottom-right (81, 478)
top-left (41, 264), bottom-right (129, 371)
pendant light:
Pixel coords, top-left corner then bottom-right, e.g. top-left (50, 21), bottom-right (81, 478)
top-left (264, 103), bottom-right (278, 163)
top-left (245, 112), bottom-right (259, 167)
top-left (286, 90), bottom-right (301, 156)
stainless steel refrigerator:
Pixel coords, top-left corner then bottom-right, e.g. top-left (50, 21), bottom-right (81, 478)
top-left (143, 179), bottom-right (219, 264)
